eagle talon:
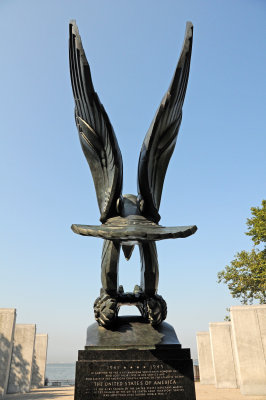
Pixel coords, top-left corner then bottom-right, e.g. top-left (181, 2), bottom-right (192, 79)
top-left (94, 290), bottom-right (167, 327)
top-left (94, 293), bottom-right (119, 328)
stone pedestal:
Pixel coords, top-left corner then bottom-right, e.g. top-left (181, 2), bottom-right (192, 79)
top-left (75, 317), bottom-right (196, 400)
top-left (196, 331), bottom-right (215, 385)
top-left (7, 324), bottom-right (36, 394)
top-left (31, 334), bottom-right (48, 388)
top-left (0, 308), bottom-right (16, 397)
top-left (209, 322), bottom-right (238, 388)
top-left (230, 305), bottom-right (266, 396)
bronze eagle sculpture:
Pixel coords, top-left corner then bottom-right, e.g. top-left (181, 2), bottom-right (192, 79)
top-left (69, 20), bottom-right (197, 328)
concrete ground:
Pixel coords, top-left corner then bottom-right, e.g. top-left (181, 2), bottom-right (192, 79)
top-left (4, 387), bottom-right (74, 400)
top-left (3, 384), bottom-right (266, 399)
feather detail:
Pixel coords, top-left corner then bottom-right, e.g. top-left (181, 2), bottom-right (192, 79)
top-left (69, 21), bottom-right (123, 222)
top-left (137, 22), bottom-right (193, 222)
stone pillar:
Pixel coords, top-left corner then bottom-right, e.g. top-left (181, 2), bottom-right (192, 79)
top-left (196, 331), bottom-right (215, 384)
top-left (209, 322), bottom-right (238, 388)
top-left (230, 305), bottom-right (266, 396)
top-left (31, 334), bottom-right (48, 388)
top-left (7, 324), bottom-right (36, 394)
top-left (0, 308), bottom-right (16, 397)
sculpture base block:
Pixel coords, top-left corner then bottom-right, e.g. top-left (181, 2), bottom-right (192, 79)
top-left (74, 317), bottom-right (196, 400)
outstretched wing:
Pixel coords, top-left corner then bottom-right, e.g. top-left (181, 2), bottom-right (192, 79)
top-left (138, 22), bottom-right (193, 223)
top-left (69, 21), bottom-right (123, 223)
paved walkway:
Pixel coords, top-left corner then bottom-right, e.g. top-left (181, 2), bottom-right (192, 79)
top-left (4, 387), bottom-right (74, 400)
top-left (4, 384), bottom-right (266, 399)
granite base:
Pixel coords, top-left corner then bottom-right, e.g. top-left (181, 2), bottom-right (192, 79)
top-left (74, 317), bottom-right (196, 400)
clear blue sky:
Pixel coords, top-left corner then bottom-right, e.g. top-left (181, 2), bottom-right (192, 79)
top-left (1, 0), bottom-right (265, 363)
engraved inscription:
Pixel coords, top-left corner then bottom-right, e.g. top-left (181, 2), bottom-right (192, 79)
top-left (82, 361), bottom-right (186, 397)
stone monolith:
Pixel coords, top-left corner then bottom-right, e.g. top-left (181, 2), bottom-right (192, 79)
top-left (209, 322), bottom-right (238, 388)
top-left (230, 305), bottom-right (266, 396)
top-left (196, 331), bottom-right (215, 384)
top-left (7, 324), bottom-right (36, 394)
top-left (31, 334), bottom-right (48, 388)
top-left (0, 308), bottom-right (16, 396)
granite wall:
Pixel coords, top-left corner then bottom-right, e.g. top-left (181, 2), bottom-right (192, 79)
top-left (7, 324), bottom-right (36, 394)
top-left (31, 334), bottom-right (48, 388)
top-left (196, 304), bottom-right (266, 396)
top-left (0, 309), bottom-right (16, 396)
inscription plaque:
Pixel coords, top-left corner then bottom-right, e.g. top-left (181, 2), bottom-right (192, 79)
top-left (75, 348), bottom-right (196, 400)
top-left (82, 362), bottom-right (185, 397)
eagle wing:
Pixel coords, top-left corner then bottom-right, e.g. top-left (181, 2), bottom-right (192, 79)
top-left (137, 22), bottom-right (193, 223)
top-left (69, 21), bottom-right (123, 223)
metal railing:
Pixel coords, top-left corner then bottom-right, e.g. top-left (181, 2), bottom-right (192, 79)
top-left (48, 379), bottom-right (75, 387)
top-left (193, 365), bottom-right (200, 382)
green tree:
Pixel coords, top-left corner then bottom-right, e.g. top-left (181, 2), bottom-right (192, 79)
top-left (217, 200), bottom-right (266, 305)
